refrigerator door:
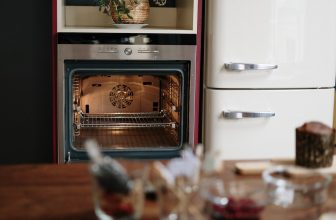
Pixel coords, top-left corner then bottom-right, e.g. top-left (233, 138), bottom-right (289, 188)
top-left (204, 88), bottom-right (334, 160)
top-left (206, 0), bottom-right (336, 89)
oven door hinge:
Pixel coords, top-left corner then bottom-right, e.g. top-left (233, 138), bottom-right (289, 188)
top-left (66, 151), bottom-right (71, 164)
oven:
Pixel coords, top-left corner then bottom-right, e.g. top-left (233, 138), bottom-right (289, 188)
top-left (57, 33), bottom-right (196, 163)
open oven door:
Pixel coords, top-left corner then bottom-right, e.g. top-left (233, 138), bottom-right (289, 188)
top-left (62, 60), bottom-right (190, 162)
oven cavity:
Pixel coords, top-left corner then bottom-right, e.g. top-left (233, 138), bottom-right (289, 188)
top-left (72, 74), bottom-right (181, 150)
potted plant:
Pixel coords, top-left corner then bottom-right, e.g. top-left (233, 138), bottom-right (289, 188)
top-left (97, 0), bottom-right (150, 24)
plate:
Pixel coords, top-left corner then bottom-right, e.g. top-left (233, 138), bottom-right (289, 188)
top-left (112, 24), bottom-right (148, 29)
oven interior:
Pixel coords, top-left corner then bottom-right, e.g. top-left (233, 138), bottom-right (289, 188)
top-left (67, 63), bottom-right (189, 153)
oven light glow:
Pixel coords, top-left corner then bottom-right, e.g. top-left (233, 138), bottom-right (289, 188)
top-left (110, 130), bottom-right (125, 135)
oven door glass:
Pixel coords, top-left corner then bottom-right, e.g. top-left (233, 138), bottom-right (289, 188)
top-left (64, 61), bottom-right (189, 160)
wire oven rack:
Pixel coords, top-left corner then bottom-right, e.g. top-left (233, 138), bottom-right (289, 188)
top-left (73, 127), bottom-right (178, 149)
top-left (79, 111), bottom-right (176, 129)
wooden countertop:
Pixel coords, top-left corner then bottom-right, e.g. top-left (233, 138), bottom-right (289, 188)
top-left (0, 162), bottom-right (336, 220)
top-left (0, 163), bottom-right (96, 220)
top-left (0, 162), bottom-right (163, 220)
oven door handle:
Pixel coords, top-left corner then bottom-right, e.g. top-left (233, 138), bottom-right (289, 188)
top-left (223, 110), bottom-right (275, 119)
top-left (224, 63), bottom-right (278, 71)
top-left (138, 49), bottom-right (160, 54)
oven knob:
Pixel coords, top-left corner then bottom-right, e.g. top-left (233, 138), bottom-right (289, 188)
top-left (124, 48), bottom-right (132, 55)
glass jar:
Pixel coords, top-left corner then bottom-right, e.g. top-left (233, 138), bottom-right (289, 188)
top-left (90, 161), bottom-right (145, 220)
top-left (262, 165), bottom-right (332, 220)
top-left (199, 178), bottom-right (268, 220)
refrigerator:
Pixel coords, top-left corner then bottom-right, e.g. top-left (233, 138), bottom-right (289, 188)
top-left (203, 0), bottom-right (336, 160)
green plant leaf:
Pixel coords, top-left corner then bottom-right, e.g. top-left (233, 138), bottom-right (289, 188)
top-left (118, 0), bottom-right (125, 7)
top-left (98, 0), bottom-right (136, 22)
top-left (117, 14), bottom-right (122, 23)
top-left (126, 13), bottom-right (133, 19)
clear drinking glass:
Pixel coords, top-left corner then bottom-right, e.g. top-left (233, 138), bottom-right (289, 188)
top-left (156, 175), bottom-right (202, 220)
top-left (90, 163), bottom-right (145, 220)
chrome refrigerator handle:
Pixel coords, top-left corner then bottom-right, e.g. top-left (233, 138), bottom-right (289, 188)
top-left (224, 63), bottom-right (278, 71)
top-left (223, 110), bottom-right (275, 119)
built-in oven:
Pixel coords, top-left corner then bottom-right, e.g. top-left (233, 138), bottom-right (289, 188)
top-left (57, 33), bottom-right (196, 163)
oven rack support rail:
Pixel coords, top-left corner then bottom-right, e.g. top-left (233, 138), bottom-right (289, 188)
top-left (78, 111), bottom-right (177, 129)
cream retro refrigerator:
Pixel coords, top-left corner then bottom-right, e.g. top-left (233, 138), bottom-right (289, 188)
top-left (203, 0), bottom-right (336, 159)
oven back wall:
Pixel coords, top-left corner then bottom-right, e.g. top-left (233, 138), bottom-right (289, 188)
top-left (0, 0), bottom-right (52, 164)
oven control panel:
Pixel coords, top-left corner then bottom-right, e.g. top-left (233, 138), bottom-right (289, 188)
top-left (59, 43), bottom-right (194, 62)
top-left (96, 45), bottom-right (162, 59)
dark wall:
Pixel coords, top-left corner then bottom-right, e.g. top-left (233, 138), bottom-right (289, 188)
top-left (0, 0), bottom-right (53, 164)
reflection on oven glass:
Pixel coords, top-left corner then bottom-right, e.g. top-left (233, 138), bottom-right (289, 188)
top-left (71, 74), bottom-right (181, 150)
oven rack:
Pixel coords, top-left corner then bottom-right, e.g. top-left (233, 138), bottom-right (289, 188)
top-left (79, 111), bottom-right (176, 129)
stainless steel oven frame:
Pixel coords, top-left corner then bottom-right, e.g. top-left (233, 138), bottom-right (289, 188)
top-left (57, 39), bottom-right (196, 163)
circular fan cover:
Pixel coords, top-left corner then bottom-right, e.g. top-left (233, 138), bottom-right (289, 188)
top-left (109, 84), bottom-right (134, 109)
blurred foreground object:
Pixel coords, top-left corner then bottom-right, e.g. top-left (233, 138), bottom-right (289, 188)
top-left (86, 139), bottom-right (145, 220)
top-left (152, 146), bottom-right (204, 220)
top-left (262, 165), bottom-right (332, 220)
top-left (200, 178), bottom-right (267, 220)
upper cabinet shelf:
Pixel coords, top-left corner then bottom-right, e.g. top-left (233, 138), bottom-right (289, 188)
top-left (57, 0), bottom-right (198, 34)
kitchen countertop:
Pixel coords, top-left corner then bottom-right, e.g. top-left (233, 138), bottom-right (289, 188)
top-left (0, 161), bottom-right (336, 219)
top-left (0, 163), bottom-right (96, 220)
top-left (0, 162), bottom-right (162, 220)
